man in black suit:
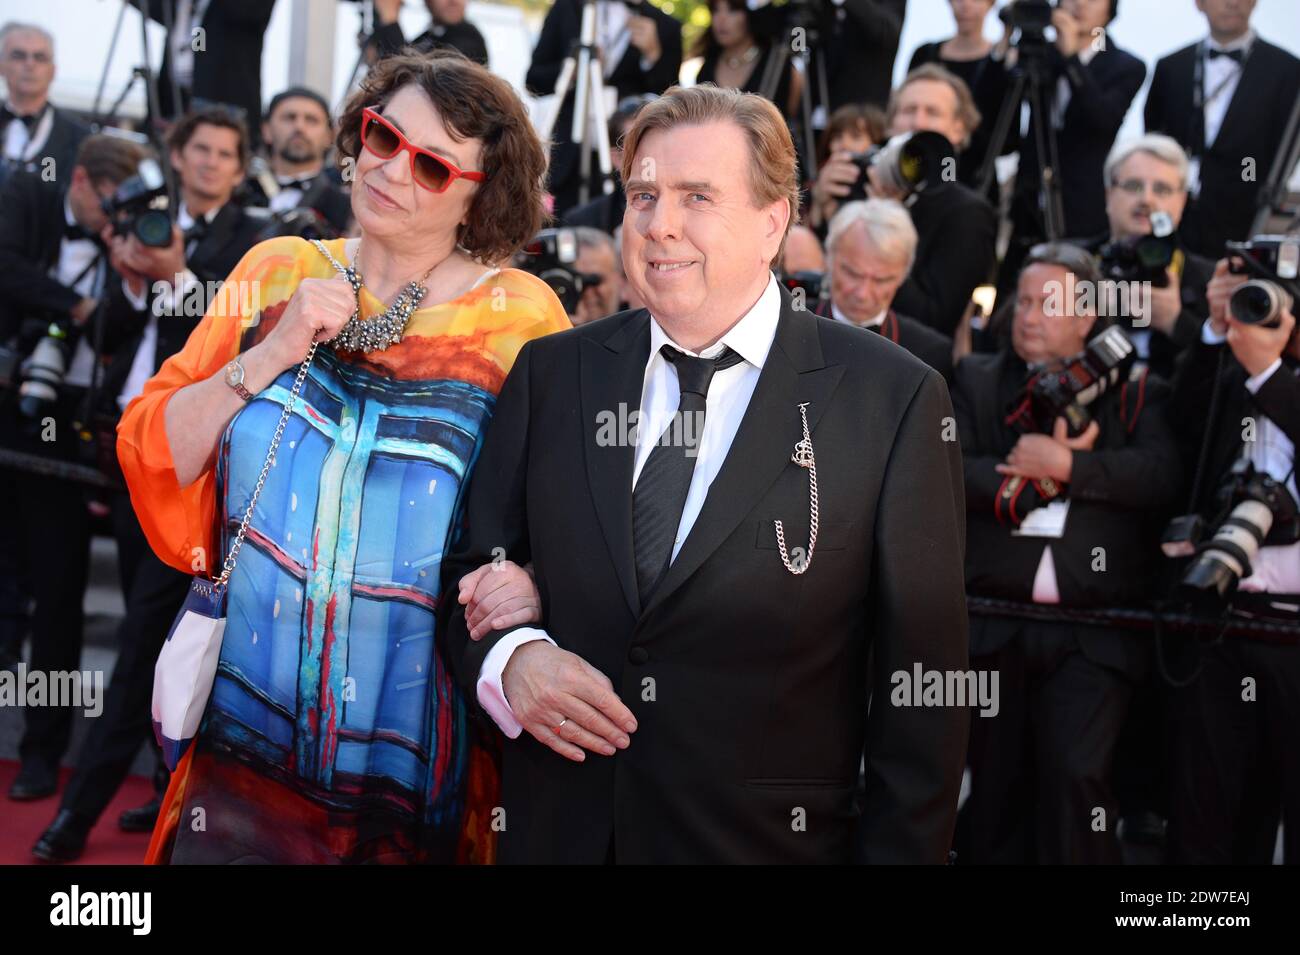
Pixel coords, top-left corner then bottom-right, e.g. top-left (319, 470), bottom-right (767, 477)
top-left (240, 87), bottom-right (351, 235)
top-left (0, 134), bottom-right (147, 802)
top-left (815, 198), bottom-right (953, 381)
top-left (527, 0), bottom-right (682, 216)
top-left (27, 107), bottom-right (267, 859)
top-left (1165, 260), bottom-right (1300, 863)
top-left (1144, 0), bottom-right (1300, 259)
top-left (0, 22), bottom-right (89, 189)
top-left (953, 243), bottom-right (1182, 863)
top-left (441, 85), bottom-right (968, 864)
top-left (1083, 134), bottom-right (1216, 381)
top-left (818, 0), bottom-right (907, 112)
top-left (369, 0), bottom-right (489, 66)
top-left (871, 65), bottom-right (997, 338)
top-left (1000, 0), bottom-right (1146, 295)
top-left (147, 0), bottom-right (276, 130)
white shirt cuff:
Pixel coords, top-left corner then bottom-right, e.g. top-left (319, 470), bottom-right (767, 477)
top-left (1201, 318), bottom-right (1228, 345)
top-left (1245, 358), bottom-right (1282, 393)
top-left (476, 627), bottom-right (556, 738)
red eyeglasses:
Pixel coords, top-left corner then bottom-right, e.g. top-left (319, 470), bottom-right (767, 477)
top-left (359, 107), bottom-right (487, 194)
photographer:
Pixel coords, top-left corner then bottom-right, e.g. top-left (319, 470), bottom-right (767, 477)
top-left (867, 65), bottom-right (997, 338)
top-left (1086, 134), bottom-right (1216, 380)
top-left (1165, 252), bottom-right (1300, 863)
top-left (368, 0), bottom-right (489, 67)
top-left (0, 134), bottom-right (147, 801)
top-left (526, 0), bottom-right (682, 215)
top-left (241, 87), bottom-right (351, 235)
top-left (816, 199), bottom-right (953, 380)
top-left (0, 22), bottom-right (88, 189)
top-left (953, 243), bottom-right (1182, 863)
top-left (817, 0), bottom-right (907, 113)
top-left (569, 226), bottom-right (624, 325)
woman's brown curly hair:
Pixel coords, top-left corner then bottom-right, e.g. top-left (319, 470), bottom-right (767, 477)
top-left (336, 50), bottom-right (550, 265)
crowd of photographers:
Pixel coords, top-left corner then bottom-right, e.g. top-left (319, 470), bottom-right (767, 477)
top-left (1, 0), bottom-right (1298, 865)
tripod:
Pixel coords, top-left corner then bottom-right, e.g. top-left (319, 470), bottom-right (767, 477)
top-left (976, 38), bottom-right (1066, 241)
top-left (1251, 89), bottom-right (1300, 235)
top-left (540, 0), bottom-right (615, 207)
top-left (756, 1), bottom-right (830, 182)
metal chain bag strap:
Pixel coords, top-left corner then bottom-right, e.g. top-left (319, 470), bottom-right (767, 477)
top-left (150, 330), bottom-right (322, 771)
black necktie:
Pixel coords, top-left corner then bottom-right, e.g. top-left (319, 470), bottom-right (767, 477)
top-left (632, 344), bottom-right (745, 602)
top-left (1207, 47), bottom-right (1244, 63)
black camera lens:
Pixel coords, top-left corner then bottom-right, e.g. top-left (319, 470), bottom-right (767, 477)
top-left (134, 209), bottom-right (174, 248)
top-left (1229, 280), bottom-right (1286, 328)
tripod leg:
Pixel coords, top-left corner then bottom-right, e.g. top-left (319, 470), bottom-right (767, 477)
top-left (1028, 78), bottom-right (1066, 241)
top-left (977, 71), bottom-right (1026, 200)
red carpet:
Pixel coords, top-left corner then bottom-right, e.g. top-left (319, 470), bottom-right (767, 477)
top-left (0, 760), bottom-right (153, 865)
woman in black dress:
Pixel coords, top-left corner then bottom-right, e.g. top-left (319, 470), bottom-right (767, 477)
top-left (692, 0), bottom-right (801, 120)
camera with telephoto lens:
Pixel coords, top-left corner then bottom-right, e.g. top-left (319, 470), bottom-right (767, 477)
top-left (1099, 211), bottom-right (1179, 288)
top-left (845, 130), bottom-right (957, 203)
top-left (999, 0), bottom-right (1056, 51)
top-left (1005, 324), bottom-right (1136, 436)
top-left (15, 319), bottom-right (73, 420)
top-left (1163, 460), bottom-right (1300, 607)
top-left (102, 157), bottom-right (172, 248)
top-left (1225, 235), bottom-right (1299, 329)
top-left (514, 228), bottom-right (603, 316)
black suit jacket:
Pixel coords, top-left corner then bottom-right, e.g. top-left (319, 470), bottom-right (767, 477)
top-left (1012, 40), bottom-right (1146, 242)
top-left (0, 105), bottom-right (90, 188)
top-left (441, 287), bottom-right (969, 864)
top-left (149, 0), bottom-right (276, 128)
top-left (954, 350), bottom-right (1182, 645)
top-left (821, 0), bottom-right (907, 111)
top-left (0, 171), bottom-right (82, 339)
top-left (814, 301), bottom-right (953, 381)
top-left (561, 186), bottom-right (627, 235)
top-left (240, 167), bottom-right (353, 235)
top-left (892, 181), bottom-right (997, 338)
top-left (526, 0), bottom-right (682, 210)
top-left (98, 201), bottom-right (269, 405)
top-left (372, 16), bottom-right (489, 66)
top-left (1145, 38), bottom-right (1300, 258)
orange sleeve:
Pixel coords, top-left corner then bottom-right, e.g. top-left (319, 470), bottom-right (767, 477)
top-left (115, 238), bottom-right (301, 576)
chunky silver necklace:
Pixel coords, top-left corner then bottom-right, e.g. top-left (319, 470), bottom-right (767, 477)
top-left (311, 238), bottom-right (438, 353)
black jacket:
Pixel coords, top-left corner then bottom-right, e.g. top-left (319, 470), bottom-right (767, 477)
top-left (561, 186), bottom-right (627, 236)
top-left (526, 0), bottom-right (682, 211)
top-left (1011, 39), bottom-right (1147, 242)
top-left (892, 180), bottom-right (997, 338)
top-left (372, 16), bottom-right (489, 66)
top-left (0, 171), bottom-right (84, 339)
top-left (239, 167), bottom-right (352, 236)
top-left (0, 104), bottom-right (89, 189)
top-left (149, 0), bottom-right (276, 128)
top-left (954, 348), bottom-right (1182, 618)
top-left (441, 289), bottom-right (969, 864)
top-left (1145, 37), bottom-right (1300, 258)
top-left (821, 0), bottom-right (907, 111)
top-left (814, 301), bottom-right (953, 381)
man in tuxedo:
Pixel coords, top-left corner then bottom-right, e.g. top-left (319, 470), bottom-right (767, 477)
top-left (1000, 0), bottom-right (1146, 295)
top-left (241, 87), bottom-right (351, 235)
top-left (1165, 257), bottom-right (1300, 863)
top-left (147, 0), bottom-right (276, 130)
top-left (1144, 0), bottom-right (1300, 259)
top-left (527, 0), bottom-right (682, 216)
top-left (1083, 134), bottom-right (1216, 381)
top-left (24, 107), bottom-right (266, 857)
top-left (441, 85), bottom-right (968, 864)
top-left (0, 134), bottom-right (147, 802)
top-left (0, 22), bottom-right (89, 189)
top-left (815, 198), bottom-right (953, 381)
top-left (369, 0), bottom-right (489, 66)
top-left (817, 0), bottom-right (907, 113)
top-left (570, 226), bottom-right (624, 326)
top-left (872, 65), bottom-right (997, 338)
top-left (953, 243), bottom-right (1182, 863)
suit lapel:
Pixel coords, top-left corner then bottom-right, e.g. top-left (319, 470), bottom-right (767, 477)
top-left (1213, 42), bottom-right (1271, 154)
top-left (641, 292), bottom-right (845, 619)
top-left (581, 311), bottom-right (652, 617)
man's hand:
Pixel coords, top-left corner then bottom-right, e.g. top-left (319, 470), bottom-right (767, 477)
top-left (68, 297), bottom-right (99, 327)
top-left (1147, 267), bottom-right (1183, 336)
top-left (1227, 306), bottom-right (1295, 378)
top-left (1053, 7), bottom-right (1082, 57)
top-left (502, 641), bottom-right (636, 762)
top-left (122, 227), bottom-right (186, 284)
top-left (372, 0), bottom-right (401, 24)
top-left (628, 15), bottom-right (661, 65)
top-left (458, 559), bottom-right (541, 641)
top-left (996, 418), bottom-right (1099, 483)
top-left (1206, 258), bottom-right (1249, 337)
top-left (809, 150), bottom-right (860, 225)
top-left (105, 229), bottom-right (148, 300)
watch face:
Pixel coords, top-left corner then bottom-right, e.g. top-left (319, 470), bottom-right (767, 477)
top-left (225, 360), bottom-right (242, 387)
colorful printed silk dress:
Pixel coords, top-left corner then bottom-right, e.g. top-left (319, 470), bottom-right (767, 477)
top-left (116, 237), bottom-right (569, 863)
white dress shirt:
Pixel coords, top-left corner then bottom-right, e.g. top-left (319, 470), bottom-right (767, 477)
top-left (1203, 30), bottom-right (1254, 149)
top-left (56, 198), bottom-right (105, 389)
top-left (830, 303), bottom-right (885, 329)
top-left (2, 102), bottom-right (53, 163)
top-left (475, 274), bottom-right (784, 737)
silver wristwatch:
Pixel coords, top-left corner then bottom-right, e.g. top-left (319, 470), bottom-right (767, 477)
top-left (223, 356), bottom-right (254, 402)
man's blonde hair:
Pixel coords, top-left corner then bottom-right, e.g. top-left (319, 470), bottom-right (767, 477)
top-left (620, 84), bottom-right (800, 265)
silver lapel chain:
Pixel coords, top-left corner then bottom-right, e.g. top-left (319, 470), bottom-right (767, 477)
top-left (773, 401), bottom-right (818, 575)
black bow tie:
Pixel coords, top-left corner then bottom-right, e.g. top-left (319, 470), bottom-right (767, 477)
top-left (1208, 47), bottom-right (1245, 63)
top-left (0, 104), bottom-right (42, 130)
top-left (276, 175), bottom-right (312, 189)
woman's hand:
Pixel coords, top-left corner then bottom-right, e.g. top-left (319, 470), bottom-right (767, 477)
top-left (458, 560), bottom-right (541, 641)
top-left (257, 275), bottom-right (356, 374)
top-left (810, 150), bottom-right (860, 226)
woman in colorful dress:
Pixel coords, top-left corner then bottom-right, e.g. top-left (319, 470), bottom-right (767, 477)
top-left (117, 51), bottom-right (568, 863)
